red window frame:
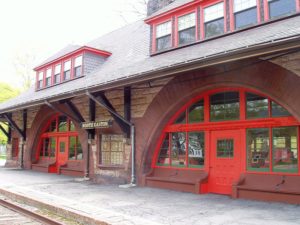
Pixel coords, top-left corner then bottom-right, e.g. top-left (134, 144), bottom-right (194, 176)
top-left (229, 0), bottom-right (261, 31)
top-left (200, 0), bottom-right (227, 40)
top-left (263, 0), bottom-right (300, 21)
top-left (152, 16), bottom-right (173, 54)
top-left (174, 8), bottom-right (198, 46)
top-left (152, 87), bottom-right (300, 176)
top-left (72, 54), bottom-right (83, 79)
top-left (37, 114), bottom-right (79, 161)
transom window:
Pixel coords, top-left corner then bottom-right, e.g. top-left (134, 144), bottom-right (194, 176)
top-left (204, 2), bottom-right (225, 38)
top-left (156, 21), bottom-right (172, 51)
top-left (63, 60), bottom-right (71, 81)
top-left (234, 0), bottom-right (258, 29)
top-left (268, 0), bottom-right (296, 19)
top-left (178, 12), bottom-right (196, 45)
top-left (74, 55), bottom-right (82, 77)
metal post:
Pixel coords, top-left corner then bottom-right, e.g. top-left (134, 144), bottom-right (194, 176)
top-left (20, 138), bottom-right (24, 169)
top-left (130, 125), bottom-right (136, 184)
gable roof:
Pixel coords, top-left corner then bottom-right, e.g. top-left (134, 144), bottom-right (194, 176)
top-left (0, 16), bottom-right (300, 113)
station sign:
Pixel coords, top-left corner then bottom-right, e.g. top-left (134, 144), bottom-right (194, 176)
top-left (81, 120), bottom-right (112, 129)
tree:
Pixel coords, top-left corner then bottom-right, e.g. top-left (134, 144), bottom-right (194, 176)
top-left (0, 82), bottom-right (20, 144)
top-left (13, 52), bottom-right (36, 91)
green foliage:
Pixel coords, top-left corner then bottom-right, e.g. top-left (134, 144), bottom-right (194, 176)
top-left (0, 82), bottom-right (20, 143)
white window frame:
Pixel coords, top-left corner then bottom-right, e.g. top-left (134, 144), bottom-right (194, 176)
top-left (178, 12), bottom-right (196, 31)
top-left (204, 2), bottom-right (224, 22)
top-left (234, 0), bottom-right (257, 13)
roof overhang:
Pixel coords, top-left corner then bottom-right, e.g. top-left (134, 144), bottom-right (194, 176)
top-left (1, 34), bottom-right (300, 114)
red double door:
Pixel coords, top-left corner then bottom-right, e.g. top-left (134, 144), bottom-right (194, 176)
top-left (208, 130), bottom-right (242, 195)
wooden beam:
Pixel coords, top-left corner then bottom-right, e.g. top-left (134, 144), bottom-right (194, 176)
top-left (23, 109), bottom-right (27, 141)
top-left (124, 87), bottom-right (131, 138)
top-left (86, 91), bottom-right (131, 136)
top-left (0, 124), bottom-right (9, 138)
top-left (89, 98), bottom-right (96, 139)
top-left (64, 100), bottom-right (85, 123)
top-left (4, 113), bottom-right (25, 139)
top-left (45, 101), bottom-right (81, 124)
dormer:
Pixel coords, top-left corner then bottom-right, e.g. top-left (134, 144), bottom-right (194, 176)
top-left (34, 45), bottom-right (111, 90)
top-left (145, 0), bottom-right (300, 54)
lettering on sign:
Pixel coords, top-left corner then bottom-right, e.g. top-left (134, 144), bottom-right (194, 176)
top-left (81, 120), bottom-right (113, 129)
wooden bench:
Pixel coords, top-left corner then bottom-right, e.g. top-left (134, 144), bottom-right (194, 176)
top-left (143, 167), bottom-right (208, 194)
top-left (59, 163), bottom-right (84, 177)
top-left (233, 173), bottom-right (300, 204)
top-left (31, 160), bottom-right (56, 173)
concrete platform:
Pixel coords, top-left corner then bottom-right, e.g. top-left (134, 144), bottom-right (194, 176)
top-left (0, 168), bottom-right (299, 225)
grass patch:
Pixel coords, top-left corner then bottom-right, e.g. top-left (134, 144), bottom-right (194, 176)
top-left (0, 155), bottom-right (6, 160)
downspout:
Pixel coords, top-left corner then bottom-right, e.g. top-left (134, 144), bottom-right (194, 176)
top-left (85, 132), bottom-right (92, 178)
top-left (86, 91), bottom-right (136, 186)
top-left (20, 137), bottom-right (24, 169)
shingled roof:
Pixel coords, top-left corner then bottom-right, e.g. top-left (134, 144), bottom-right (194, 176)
top-left (0, 15), bottom-right (300, 113)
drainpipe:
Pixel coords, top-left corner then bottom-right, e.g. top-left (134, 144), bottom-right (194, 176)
top-left (130, 125), bottom-right (136, 184)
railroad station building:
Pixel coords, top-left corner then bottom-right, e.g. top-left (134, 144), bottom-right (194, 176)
top-left (0, 0), bottom-right (300, 204)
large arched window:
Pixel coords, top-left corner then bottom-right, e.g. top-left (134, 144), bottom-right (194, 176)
top-left (154, 88), bottom-right (300, 174)
top-left (38, 115), bottom-right (83, 161)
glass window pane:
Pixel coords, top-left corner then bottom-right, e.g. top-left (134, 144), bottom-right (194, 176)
top-left (204, 2), bottom-right (224, 22)
top-left (39, 140), bottom-right (44, 157)
top-left (74, 66), bottom-right (82, 77)
top-left (217, 139), bottom-right (234, 158)
top-left (156, 21), bottom-right (171, 38)
top-left (64, 60), bottom-right (71, 71)
top-left (70, 121), bottom-right (75, 131)
top-left (69, 136), bottom-right (76, 160)
top-left (171, 132), bottom-right (186, 167)
top-left (205, 18), bottom-right (224, 38)
top-left (46, 68), bottom-right (52, 78)
top-left (38, 71), bottom-right (44, 80)
top-left (156, 35), bottom-right (171, 51)
top-left (76, 137), bottom-right (83, 160)
top-left (178, 13), bottom-right (195, 31)
top-left (157, 134), bottom-right (170, 166)
top-left (246, 93), bottom-right (268, 119)
top-left (58, 116), bottom-right (67, 132)
top-left (268, 0), bottom-right (296, 19)
top-left (55, 64), bottom-right (61, 74)
top-left (273, 127), bottom-right (298, 173)
top-left (271, 101), bottom-right (291, 117)
top-left (101, 135), bottom-right (124, 165)
top-left (247, 128), bottom-right (270, 171)
top-left (46, 119), bottom-right (57, 132)
top-left (64, 70), bottom-right (71, 80)
top-left (54, 74), bottom-right (60, 84)
top-left (179, 27), bottom-right (196, 45)
top-left (75, 56), bottom-right (82, 67)
top-left (188, 99), bottom-right (204, 123)
top-left (234, 0), bottom-right (256, 12)
top-left (44, 138), bottom-right (50, 157)
top-left (50, 137), bottom-right (56, 157)
top-left (174, 111), bottom-right (186, 124)
top-left (210, 92), bottom-right (240, 121)
top-left (188, 132), bottom-right (205, 168)
top-left (235, 6), bottom-right (257, 29)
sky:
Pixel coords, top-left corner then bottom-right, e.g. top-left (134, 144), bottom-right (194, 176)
top-left (0, 0), bottom-right (146, 88)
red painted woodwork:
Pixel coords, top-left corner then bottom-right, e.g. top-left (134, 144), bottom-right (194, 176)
top-left (150, 87), bottom-right (300, 197)
top-left (57, 137), bottom-right (68, 169)
top-left (208, 130), bottom-right (241, 194)
top-left (146, 0), bottom-right (300, 53)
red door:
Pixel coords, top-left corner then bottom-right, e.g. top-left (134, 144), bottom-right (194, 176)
top-left (57, 137), bottom-right (68, 168)
top-left (208, 130), bottom-right (241, 195)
